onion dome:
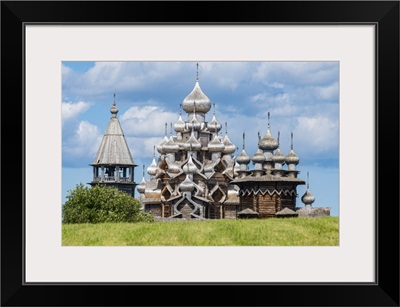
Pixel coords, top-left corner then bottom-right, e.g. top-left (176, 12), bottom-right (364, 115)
top-left (301, 172), bottom-right (316, 205)
top-left (272, 131), bottom-right (286, 164)
top-left (110, 93), bottom-right (118, 117)
top-left (162, 135), bottom-right (179, 153)
top-left (187, 115), bottom-right (202, 131)
top-left (137, 165), bottom-right (146, 194)
top-left (273, 150), bottom-right (286, 164)
top-left (207, 103), bottom-right (222, 133)
top-left (147, 159), bottom-right (157, 176)
top-left (174, 113), bottom-right (186, 133)
top-left (258, 112), bottom-right (279, 151)
top-left (234, 161), bottom-right (241, 173)
top-left (237, 149), bottom-right (250, 164)
top-left (301, 189), bottom-right (316, 205)
top-left (252, 148), bottom-right (266, 164)
top-left (180, 174), bottom-right (195, 192)
top-left (147, 146), bottom-right (158, 176)
top-left (222, 122), bottom-right (236, 154)
top-left (137, 178), bottom-right (146, 194)
top-left (183, 154), bottom-right (198, 174)
top-left (236, 132), bottom-right (250, 164)
top-left (184, 128), bottom-right (202, 151)
top-left (285, 132), bottom-right (300, 165)
top-left (157, 123), bottom-right (169, 154)
top-left (223, 136), bottom-right (236, 154)
top-left (208, 134), bottom-right (225, 152)
top-left (181, 64), bottom-right (212, 113)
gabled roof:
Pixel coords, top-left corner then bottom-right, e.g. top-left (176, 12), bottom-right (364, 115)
top-left (91, 105), bottom-right (134, 166)
top-left (237, 208), bottom-right (259, 215)
top-left (276, 207), bottom-right (298, 216)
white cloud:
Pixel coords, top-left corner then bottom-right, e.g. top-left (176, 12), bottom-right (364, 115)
top-left (255, 62), bottom-right (338, 86)
top-left (120, 104), bottom-right (179, 137)
top-left (199, 62), bottom-right (256, 90)
top-left (126, 136), bottom-right (164, 159)
top-left (62, 101), bottom-right (90, 124)
top-left (313, 82), bottom-right (339, 100)
top-left (63, 121), bottom-right (102, 166)
top-left (63, 62), bottom-right (186, 97)
top-left (295, 115), bottom-right (338, 153)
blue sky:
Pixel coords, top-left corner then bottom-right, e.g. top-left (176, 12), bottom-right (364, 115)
top-left (62, 61), bottom-right (339, 216)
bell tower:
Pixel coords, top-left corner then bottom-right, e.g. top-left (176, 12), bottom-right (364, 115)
top-left (89, 94), bottom-right (137, 196)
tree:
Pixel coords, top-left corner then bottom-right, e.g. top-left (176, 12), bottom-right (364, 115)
top-left (62, 183), bottom-right (154, 223)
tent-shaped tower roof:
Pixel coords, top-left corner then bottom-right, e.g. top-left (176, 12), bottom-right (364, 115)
top-left (91, 96), bottom-right (134, 166)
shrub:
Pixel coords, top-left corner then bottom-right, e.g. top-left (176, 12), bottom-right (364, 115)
top-left (62, 183), bottom-right (154, 224)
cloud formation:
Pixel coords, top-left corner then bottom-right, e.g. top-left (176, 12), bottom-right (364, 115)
top-left (62, 101), bottom-right (90, 125)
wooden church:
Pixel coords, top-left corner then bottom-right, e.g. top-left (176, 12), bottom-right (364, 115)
top-left (90, 67), bottom-right (320, 219)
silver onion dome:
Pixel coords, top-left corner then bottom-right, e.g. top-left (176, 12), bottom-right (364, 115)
top-left (258, 129), bottom-right (279, 151)
top-left (208, 105), bottom-right (222, 133)
top-left (157, 123), bottom-right (169, 154)
top-left (222, 135), bottom-right (236, 154)
top-left (184, 130), bottom-right (202, 151)
top-left (301, 189), bottom-right (315, 205)
top-left (180, 175), bottom-right (195, 192)
top-left (252, 148), bottom-right (266, 164)
top-left (156, 136), bottom-right (168, 154)
top-left (137, 177), bottom-right (146, 194)
top-left (162, 135), bottom-right (179, 153)
top-left (301, 172), bottom-right (315, 205)
top-left (285, 150), bottom-right (300, 165)
top-left (183, 154), bottom-right (198, 174)
top-left (273, 149), bottom-right (286, 164)
top-left (236, 149), bottom-right (251, 165)
top-left (110, 94), bottom-right (118, 117)
top-left (258, 112), bottom-right (279, 151)
top-left (285, 132), bottom-right (299, 165)
top-left (137, 164), bottom-right (146, 194)
top-left (187, 116), bottom-right (202, 131)
top-left (174, 114), bottom-right (186, 133)
top-left (273, 132), bottom-right (285, 164)
top-left (147, 158), bottom-right (158, 176)
top-left (182, 80), bottom-right (212, 114)
top-left (208, 134), bottom-right (225, 152)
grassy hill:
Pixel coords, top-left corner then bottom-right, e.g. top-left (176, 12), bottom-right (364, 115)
top-left (62, 216), bottom-right (339, 246)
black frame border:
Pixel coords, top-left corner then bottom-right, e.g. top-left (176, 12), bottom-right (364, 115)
top-left (1, 1), bottom-right (399, 306)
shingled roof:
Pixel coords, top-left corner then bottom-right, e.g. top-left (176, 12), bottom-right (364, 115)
top-left (91, 100), bottom-right (134, 166)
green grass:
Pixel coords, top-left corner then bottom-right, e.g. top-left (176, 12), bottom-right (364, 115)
top-left (62, 216), bottom-right (339, 246)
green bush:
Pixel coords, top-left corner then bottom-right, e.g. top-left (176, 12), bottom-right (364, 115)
top-left (62, 183), bottom-right (154, 224)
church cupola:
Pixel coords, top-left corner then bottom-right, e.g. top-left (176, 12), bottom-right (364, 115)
top-left (258, 112), bottom-right (279, 151)
top-left (236, 132), bottom-right (251, 176)
top-left (182, 63), bottom-right (212, 116)
top-left (147, 146), bottom-right (158, 177)
top-left (162, 124), bottom-right (180, 154)
top-left (273, 131), bottom-right (286, 176)
top-left (207, 103), bottom-right (222, 136)
top-left (174, 106), bottom-right (186, 139)
top-left (137, 165), bottom-right (146, 195)
top-left (222, 123), bottom-right (236, 155)
top-left (301, 172), bottom-right (316, 206)
top-left (285, 132), bottom-right (300, 170)
top-left (259, 112), bottom-right (279, 171)
top-left (157, 123), bottom-right (169, 154)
